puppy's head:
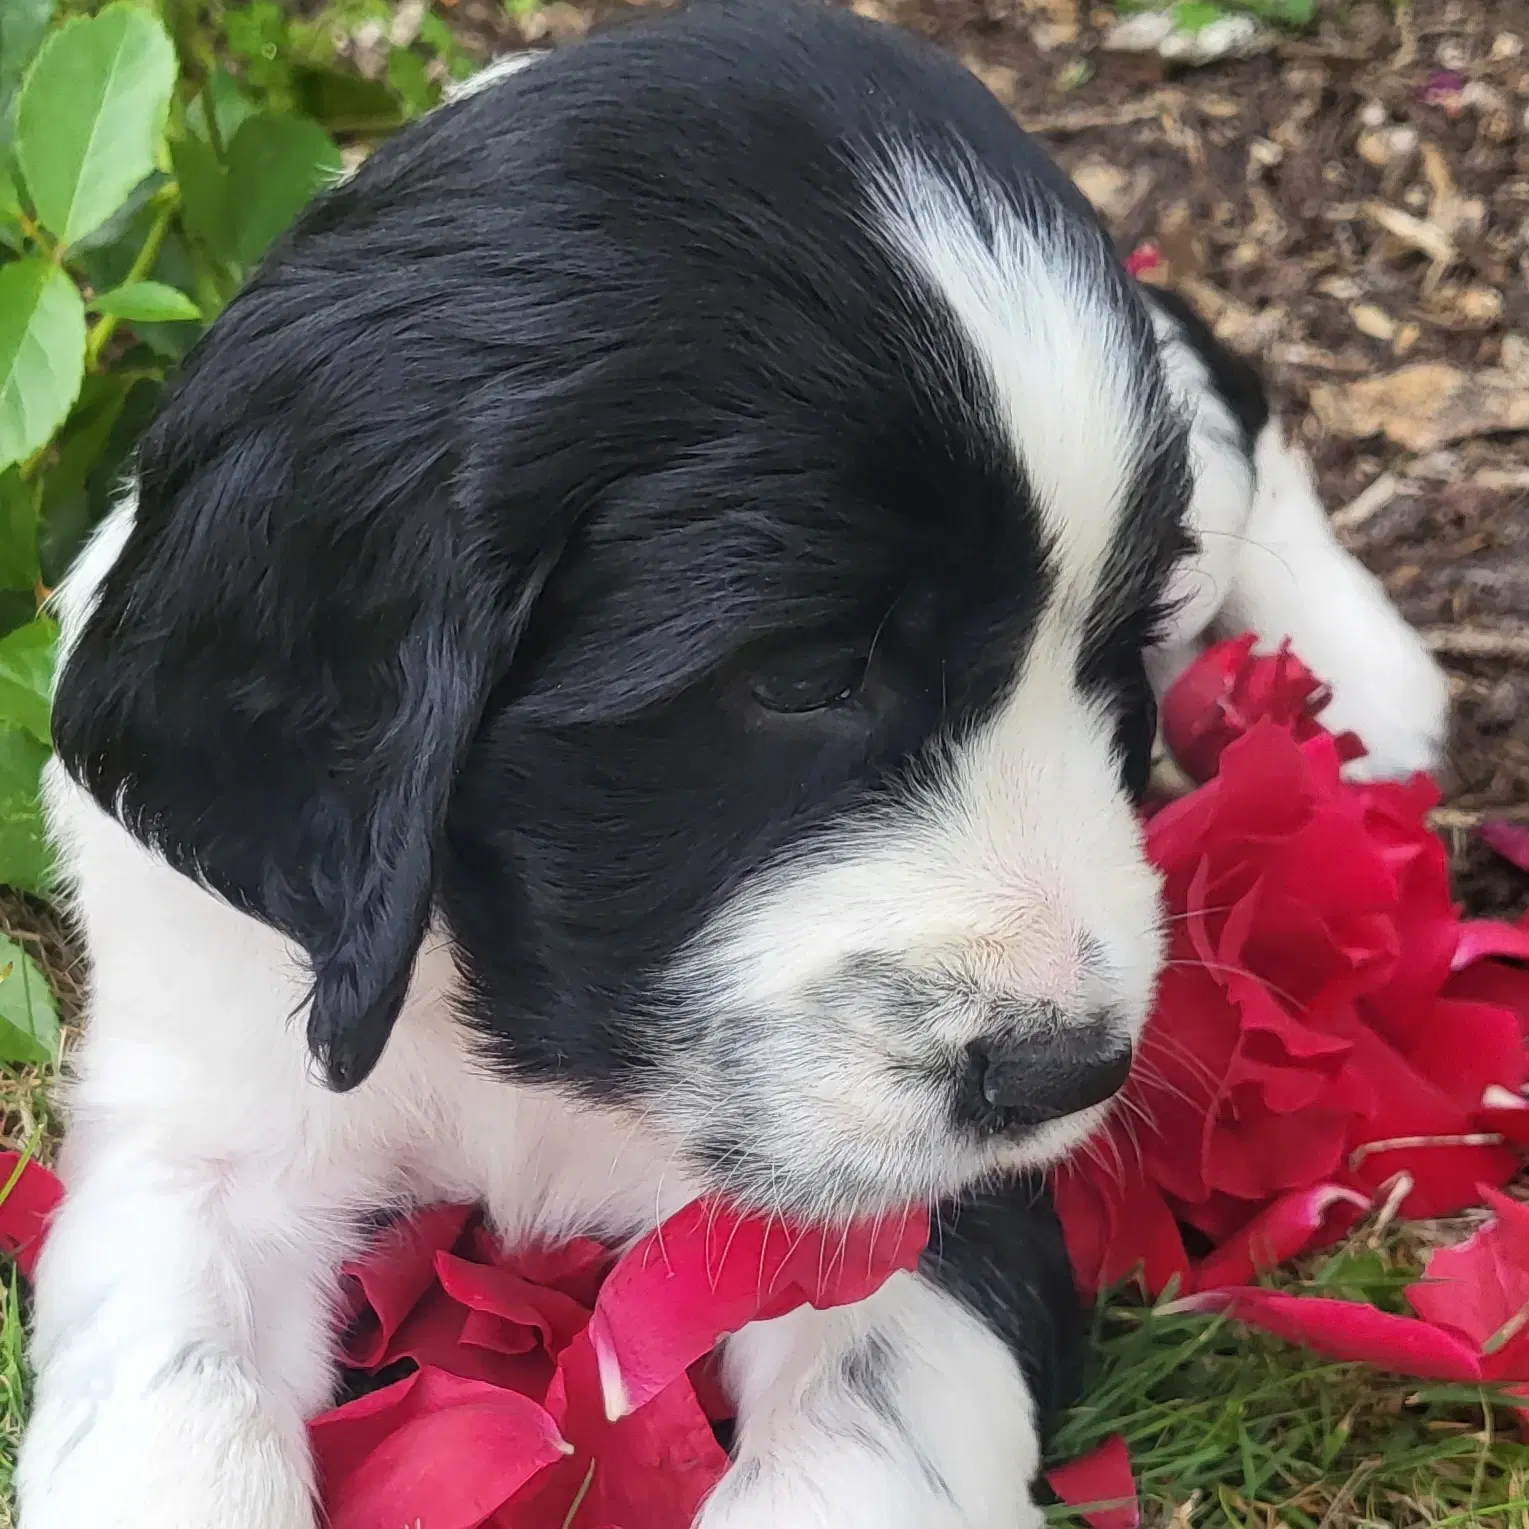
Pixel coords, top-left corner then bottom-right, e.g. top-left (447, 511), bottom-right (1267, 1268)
top-left (53, 3), bottom-right (1192, 1220)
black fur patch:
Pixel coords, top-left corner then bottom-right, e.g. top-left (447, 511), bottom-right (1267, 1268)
top-left (921, 1176), bottom-right (1085, 1429)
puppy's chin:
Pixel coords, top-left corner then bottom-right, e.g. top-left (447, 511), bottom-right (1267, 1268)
top-left (659, 1075), bottom-right (1120, 1225)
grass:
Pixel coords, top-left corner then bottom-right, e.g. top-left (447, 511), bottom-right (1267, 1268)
top-left (1052, 1298), bottom-right (1529, 1526)
top-left (0, 908), bottom-right (1524, 1527)
top-left (0, 1267), bottom-right (29, 1529)
top-left (0, 1054), bottom-right (50, 1529)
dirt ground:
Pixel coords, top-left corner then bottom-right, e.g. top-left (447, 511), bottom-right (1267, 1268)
top-left (453, 0), bottom-right (1529, 919)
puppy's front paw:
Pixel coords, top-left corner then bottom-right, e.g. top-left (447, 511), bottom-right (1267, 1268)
top-left (18, 1354), bottom-right (315, 1529)
top-left (1313, 608), bottom-right (1450, 783)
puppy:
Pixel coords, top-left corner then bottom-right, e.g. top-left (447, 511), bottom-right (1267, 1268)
top-left (17, 4), bottom-right (1447, 1526)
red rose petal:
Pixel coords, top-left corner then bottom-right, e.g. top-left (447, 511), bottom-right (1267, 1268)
top-left (1482, 821), bottom-right (1529, 874)
top-left (1160, 638), bottom-right (1363, 786)
top-left (1447, 959), bottom-right (1529, 1041)
top-left (1046, 1434), bottom-right (1139, 1529)
top-left (1340, 1027), bottom-right (1521, 1215)
top-left (1177, 1288), bottom-right (1484, 1381)
top-left (310, 1365), bottom-right (570, 1529)
top-left (341, 1204), bottom-right (476, 1368)
top-left (1453, 919), bottom-right (1529, 970)
top-left (436, 1251), bottom-right (593, 1355)
top-left (563, 1200), bottom-right (928, 1422)
top-left (529, 1320), bottom-right (729, 1529)
top-left (1193, 1184), bottom-right (1370, 1291)
top-left (1053, 1159), bottom-right (1192, 1300)
top-left (1409, 1186), bottom-right (1529, 1380)
top-left (0, 1152), bottom-right (62, 1280)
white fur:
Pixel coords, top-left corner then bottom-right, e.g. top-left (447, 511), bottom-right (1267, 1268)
top-left (1217, 423), bottom-right (1449, 779)
top-left (1147, 296), bottom-right (1256, 655)
top-left (1145, 300), bottom-right (1449, 781)
top-left (444, 49), bottom-right (547, 103)
top-left (700, 1273), bottom-right (1043, 1529)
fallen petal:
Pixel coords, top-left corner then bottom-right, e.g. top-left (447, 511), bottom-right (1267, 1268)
top-left (1192, 1184), bottom-right (1370, 1291)
top-left (562, 1199), bottom-right (927, 1421)
top-left (340, 1204), bottom-right (476, 1368)
top-left (1453, 919), bottom-right (1529, 970)
top-left (1177, 1289), bottom-right (1485, 1382)
top-left (1482, 822), bottom-right (1529, 874)
top-left (0, 1152), bottom-right (61, 1281)
top-left (1046, 1434), bottom-right (1140, 1529)
top-left (311, 1365), bottom-right (569, 1529)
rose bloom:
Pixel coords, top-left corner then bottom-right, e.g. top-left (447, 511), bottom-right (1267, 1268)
top-left (1056, 707), bottom-right (1529, 1299)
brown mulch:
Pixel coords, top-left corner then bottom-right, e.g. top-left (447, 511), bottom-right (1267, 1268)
top-left (452, 0), bottom-right (1529, 920)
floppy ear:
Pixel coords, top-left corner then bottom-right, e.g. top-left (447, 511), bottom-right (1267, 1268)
top-left (52, 388), bottom-right (555, 1093)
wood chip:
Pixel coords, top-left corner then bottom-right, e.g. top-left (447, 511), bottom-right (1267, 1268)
top-left (1476, 467), bottom-right (1529, 490)
top-left (1351, 302), bottom-right (1396, 341)
top-left (1020, 99), bottom-right (1166, 135)
top-left (1309, 363), bottom-right (1529, 452)
top-left (1423, 626), bottom-right (1529, 660)
top-left (1363, 201), bottom-right (1458, 264)
top-left (1331, 471), bottom-right (1401, 535)
top-left (1069, 158), bottom-right (1153, 222)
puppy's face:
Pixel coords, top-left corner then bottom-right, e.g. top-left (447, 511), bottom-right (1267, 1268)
top-left (442, 174), bottom-right (1190, 1218)
top-left (55, 7), bottom-right (1191, 1223)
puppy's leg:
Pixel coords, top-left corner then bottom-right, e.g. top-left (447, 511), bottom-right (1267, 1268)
top-left (1146, 288), bottom-right (1449, 779)
top-left (20, 1147), bottom-right (331, 1528)
top-left (17, 786), bottom-right (383, 1529)
top-left (699, 1181), bottom-right (1081, 1529)
top-left (1217, 422), bottom-right (1449, 780)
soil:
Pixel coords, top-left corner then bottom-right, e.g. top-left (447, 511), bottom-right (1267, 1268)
top-left (447, 0), bottom-right (1529, 919)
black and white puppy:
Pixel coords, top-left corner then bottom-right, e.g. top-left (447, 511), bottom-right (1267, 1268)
top-left (19, 4), bottom-right (1447, 1526)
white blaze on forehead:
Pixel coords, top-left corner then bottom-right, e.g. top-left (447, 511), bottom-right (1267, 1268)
top-left (872, 154), bottom-right (1149, 616)
top-left (445, 50), bottom-right (547, 103)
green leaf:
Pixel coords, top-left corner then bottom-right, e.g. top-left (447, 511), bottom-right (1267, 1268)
top-left (65, 168), bottom-right (169, 263)
top-left (0, 469), bottom-right (39, 592)
top-left (1246, 0), bottom-right (1314, 25)
top-left (0, 723), bottom-right (51, 897)
top-left (292, 64), bottom-right (406, 135)
top-left (184, 68), bottom-right (258, 147)
top-left (170, 131), bottom-right (230, 266)
top-left (0, 932), bottom-right (57, 1066)
top-left (1171, 1), bottom-right (1226, 31)
top-left (38, 372), bottom-right (157, 587)
top-left (222, 0), bottom-right (297, 110)
top-left (0, 0), bottom-right (55, 104)
top-left (385, 49), bottom-right (438, 118)
top-left (15, 2), bottom-right (176, 248)
top-left (0, 616), bottom-right (55, 748)
top-left (89, 279), bottom-right (199, 323)
top-left (0, 159), bottom-right (19, 221)
top-left (0, 258), bottom-right (87, 475)
top-left (223, 113), bottom-right (339, 269)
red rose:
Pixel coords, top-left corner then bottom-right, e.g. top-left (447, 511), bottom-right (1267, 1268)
top-left (1160, 634), bottom-right (1365, 786)
top-left (1057, 650), bottom-right (1529, 1300)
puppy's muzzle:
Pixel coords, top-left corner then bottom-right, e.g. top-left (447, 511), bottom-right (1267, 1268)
top-left (960, 1021), bottom-right (1133, 1134)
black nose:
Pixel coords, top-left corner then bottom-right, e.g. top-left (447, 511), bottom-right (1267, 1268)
top-left (967, 1030), bottom-right (1134, 1131)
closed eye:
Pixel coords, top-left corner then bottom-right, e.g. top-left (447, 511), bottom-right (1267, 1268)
top-left (749, 650), bottom-right (867, 715)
